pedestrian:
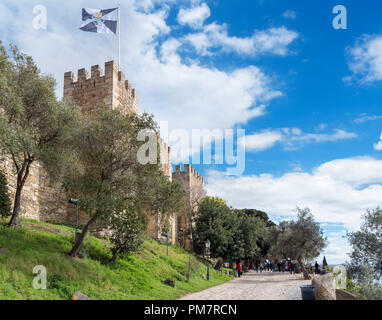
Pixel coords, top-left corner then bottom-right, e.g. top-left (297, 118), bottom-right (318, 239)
top-left (236, 261), bottom-right (242, 277)
top-left (277, 262), bottom-right (281, 272)
top-left (255, 262), bottom-right (259, 273)
top-left (314, 261), bottom-right (319, 274)
top-left (281, 261), bottom-right (286, 272)
top-left (290, 262), bottom-right (295, 274)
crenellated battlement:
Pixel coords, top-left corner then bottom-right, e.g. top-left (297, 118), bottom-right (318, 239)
top-left (64, 61), bottom-right (138, 115)
top-left (158, 137), bottom-right (172, 180)
top-left (172, 164), bottom-right (205, 251)
top-left (173, 164), bottom-right (205, 184)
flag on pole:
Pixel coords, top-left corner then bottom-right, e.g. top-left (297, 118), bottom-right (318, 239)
top-left (80, 8), bottom-right (118, 34)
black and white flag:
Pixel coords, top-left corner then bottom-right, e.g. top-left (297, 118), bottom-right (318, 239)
top-left (80, 8), bottom-right (118, 34)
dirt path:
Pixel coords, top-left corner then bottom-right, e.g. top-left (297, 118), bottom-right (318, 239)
top-left (179, 270), bottom-right (311, 300)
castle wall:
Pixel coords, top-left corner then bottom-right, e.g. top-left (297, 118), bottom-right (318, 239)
top-left (64, 61), bottom-right (177, 243)
top-left (146, 137), bottom-right (176, 244)
top-left (172, 164), bottom-right (205, 251)
top-left (64, 61), bottom-right (138, 115)
top-left (0, 61), bottom-right (203, 250)
top-left (0, 156), bottom-right (68, 223)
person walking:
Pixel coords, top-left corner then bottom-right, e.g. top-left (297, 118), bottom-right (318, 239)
top-left (281, 260), bottom-right (286, 272)
top-left (290, 261), bottom-right (295, 274)
top-left (314, 261), bottom-right (319, 274)
top-left (236, 261), bottom-right (242, 278)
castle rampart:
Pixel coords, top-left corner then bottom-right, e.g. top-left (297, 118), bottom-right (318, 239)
top-left (1, 61), bottom-right (205, 251)
top-left (64, 61), bottom-right (138, 115)
top-left (172, 164), bottom-right (205, 250)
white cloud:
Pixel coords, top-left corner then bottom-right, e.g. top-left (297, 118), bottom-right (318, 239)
top-left (242, 131), bottom-right (284, 151)
top-left (282, 10), bottom-right (297, 20)
top-left (177, 3), bottom-right (211, 29)
top-left (374, 133), bottom-right (382, 151)
top-left (318, 232), bottom-right (351, 265)
top-left (346, 33), bottom-right (382, 83)
top-left (183, 32), bottom-right (211, 55)
top-left (287, 129), bottom-right (357, 145)
top-left (354, 114), bottom-right (382, 124)
top-left (252, 27), bottom-right (299, 56)
top-left (185, 24), bottom-right (299, 57)
top-left (207, 156), bottom-right (382, 264)
top-left (206, 156), bottom-right (382, 232)
top-left (242, 128), bottom-right (357, 152)
top-left (0, 0), bottom-right (285, 161)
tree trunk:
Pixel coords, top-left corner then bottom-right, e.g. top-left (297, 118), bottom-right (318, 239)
top-left (8, 161), bottom-right (31, 228)
top-left (109, 248), bottom-right (119, 263)
top-left (69, 215), bottom-right (98, 257)
top-left (8, 186), bottom-right (22, 227)
top-left (298, 254), bottom-right (311, 280)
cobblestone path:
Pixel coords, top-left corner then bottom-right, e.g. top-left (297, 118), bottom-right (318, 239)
top-left (179, 270), bottom-right (311, 300)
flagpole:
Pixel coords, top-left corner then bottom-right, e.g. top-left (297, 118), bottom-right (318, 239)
top-left (117, 4), bottom-right (121, 71)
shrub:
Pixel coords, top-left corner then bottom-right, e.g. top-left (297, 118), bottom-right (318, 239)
top-left (358, 282), bottom-right (382, 300)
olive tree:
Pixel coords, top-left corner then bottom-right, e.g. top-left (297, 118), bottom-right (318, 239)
top-left (271, 207), bottom-right (327, 280)
top-left (347, 208), bottom-right (382, 281)
top-left (346, 208), bottom-right (382, 299)
top-left (0, 42), bottom-right (80, 227)
top-left (0, 171), bottom-right (11, 218)
top-left (63, 106), bottom-right (185, 258)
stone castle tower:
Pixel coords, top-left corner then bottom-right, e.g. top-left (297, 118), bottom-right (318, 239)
top-left (172, 164), bottom-right (205, 251)
top-left (63, 61), bottom-right (206, 247)
top-left (63, 61), bottom-right (178, 242)
top-left (1, 60), bottom-right (205, 249)
top-left (63, 61), bottom-right (138, 115)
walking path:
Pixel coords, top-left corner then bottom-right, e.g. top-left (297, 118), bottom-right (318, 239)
top-left (179, 270), bottom-right (311, 300)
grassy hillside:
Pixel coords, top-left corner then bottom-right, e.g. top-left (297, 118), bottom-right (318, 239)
top-left (0, 219), bottom-right (232, 300)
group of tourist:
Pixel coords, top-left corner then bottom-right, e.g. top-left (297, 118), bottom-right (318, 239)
top-left (233, 259), bottom-right (325, 278)
top-left (234, 259), bottom-right (297, 277)
top-left (253, 259), bottom-right (296, 274)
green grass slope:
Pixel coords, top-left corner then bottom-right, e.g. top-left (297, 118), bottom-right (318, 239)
top-left (0, 219), bottom-right (232, 300)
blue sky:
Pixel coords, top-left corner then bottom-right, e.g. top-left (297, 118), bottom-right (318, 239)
top-left (2, 0), bottom-right (382, 264)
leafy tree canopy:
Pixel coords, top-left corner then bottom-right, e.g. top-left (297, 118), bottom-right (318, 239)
top-left (0, 41), bottom-right (80, 226)
top-left (347, 208), bottom-right (382, 283)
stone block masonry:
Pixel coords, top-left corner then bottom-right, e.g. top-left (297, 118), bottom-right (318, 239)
top-left (172, 164), bottom-right (206, 251)
top-left (0, 156), bottom-right (68, 224)
top-left (64, 61), bottom-right (138, 115)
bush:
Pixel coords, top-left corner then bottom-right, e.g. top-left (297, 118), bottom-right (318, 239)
top-left (109, 208), bottom-right (145, 262)
top-left (0, 171), bottom-right (11, 218)
top-left (358, 282), bottom-right (382, 300)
